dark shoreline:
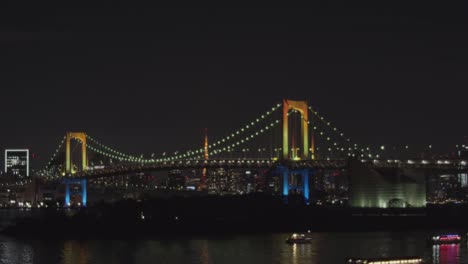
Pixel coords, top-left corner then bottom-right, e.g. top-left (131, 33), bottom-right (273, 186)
top-left (2, 195), bottom-right (468, 238)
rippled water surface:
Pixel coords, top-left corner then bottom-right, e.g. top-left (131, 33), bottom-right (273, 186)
top-left (0, 231), bottom-right (465, 264)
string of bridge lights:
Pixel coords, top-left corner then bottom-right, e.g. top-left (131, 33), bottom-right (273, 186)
top-left (86, 106), bottom-right (372, 163)
top-left (40, 102), bottom-right (450, 172)
top-left (40, 102), bottom-right (382, 170)
top-left (145, 117), bottom-right (284, 161)
top-left (308, 106), bottom-right (412, 159)
top-left (85, 115), bottom-right (284, 163)
top-left (86, 135), bottom-right (140, 160)
top-left (151, 102), bottom-right (283, 161)
top-left (43, 135), bottom-right (67, 171)
top-left (86, 144), bottom-right (153, 163)
top-left (307, 107), bottom-right (377, 158)
top-left (206, 118), bottom-right (281, 157)
top-left (83, 103), bottom-right (283, 163)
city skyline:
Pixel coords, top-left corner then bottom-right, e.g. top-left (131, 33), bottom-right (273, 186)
top-left (1, 5), bottom-right (468, 263)
top-left (1, 5), bottom-right (467, 167)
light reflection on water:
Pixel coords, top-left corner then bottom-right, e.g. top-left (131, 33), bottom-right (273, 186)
top-left (0, 232), bottom-right (465, 264)
top-left (432, 244), bottom-right (460, 264)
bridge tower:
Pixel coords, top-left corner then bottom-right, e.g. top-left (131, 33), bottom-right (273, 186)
top-left (64, 178), bottom-right (87, 207)
top-left (280, 99), bottom-right (314, 204)
top-left (64, 132), bottom-right (88, 207)
top-left (65, 132), bottom-right (88, 174)
top-left (282, 99), bottom-right (311, 160)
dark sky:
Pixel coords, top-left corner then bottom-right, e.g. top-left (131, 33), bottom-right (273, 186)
top-left (0, 4), bottom-right (467, 167)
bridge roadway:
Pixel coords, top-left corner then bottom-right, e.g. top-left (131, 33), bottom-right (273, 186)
top-left (64, 158), bottom-right (468, 179)
top-left (0, 158), bottom-right (467, 187)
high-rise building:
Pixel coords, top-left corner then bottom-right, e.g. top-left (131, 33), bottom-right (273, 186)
top-left (4, 149), bottom-right (29, 177)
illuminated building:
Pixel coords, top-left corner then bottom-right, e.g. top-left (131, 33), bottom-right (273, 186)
top-left (349, 160), bottom-right (426, 208)
top-left (266, 174), bottom-right (281, 194)
top-left (459, 173), bottom-right (468, 188)
top-left (207, 168), bottom-right (227, 194)
top-left (4, 149), bottom-right (29, 177)
top-left (167, 170), bottom-right (185, 190)
top-left (427, 174), bottom-right (463, 203)
top-left (206, 169), bottom-right (253, 194)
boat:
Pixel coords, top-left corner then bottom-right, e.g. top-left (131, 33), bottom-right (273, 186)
top-left (430, 234), bottom-right (461, 244)
top-left (285, 233), bottom-right (311, 244)
top-left (347, 257), bottom-right (424, 263)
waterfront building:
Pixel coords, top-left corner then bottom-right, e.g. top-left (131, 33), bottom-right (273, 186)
top-left (349, 160), bottom-right (426, 208)
top-left (4, 149), bottom-right (29, 177)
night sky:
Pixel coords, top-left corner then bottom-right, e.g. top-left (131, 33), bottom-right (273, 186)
top-left (1, 4), bottom-right (467, 168)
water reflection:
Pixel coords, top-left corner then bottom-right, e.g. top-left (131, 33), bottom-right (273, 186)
top-left (0, 238), bottom-right (34, 264)
top-left (62, 241), bottom-right (90, 264)
top-left (199, 240), bottom-right (213, 264)
top-left (432, 244), bottom-right (460, 264)
top-left (0, 231), bottom-right (465, 264)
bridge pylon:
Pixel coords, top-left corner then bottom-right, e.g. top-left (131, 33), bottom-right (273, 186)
top-left (65, 132), bottom-right (88, 174)
top-left (277, 165), bottom-right (311, 205)
top-left (281, 99), bottom-right (314, 204)
top-left (64, 178), bottom-right (87, 207)
top-left (282, 99), bottom-right (313, 160)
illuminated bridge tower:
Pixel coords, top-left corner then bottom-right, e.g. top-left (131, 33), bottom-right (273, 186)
top-left (200, 128), bottom-right (209, 190)
top-left (279, 99), bottom-right (314, 204)
top-left (64, 132), bottom-right (88, 207)
top-left (283, 99), bottom-right (309, 160)
top-left (65, 132), bottom-right (88, 174)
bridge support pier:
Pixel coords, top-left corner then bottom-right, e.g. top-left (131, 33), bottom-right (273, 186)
top-left (64, 178), bottom-right (87, 207)
top-left (65, 182), bottom-right (70, 206)
top-left (278, 166), bottom-right (311, 205)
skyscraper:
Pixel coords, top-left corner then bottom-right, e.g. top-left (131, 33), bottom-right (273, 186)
top-left (4, 149), bottom-right (29, 177)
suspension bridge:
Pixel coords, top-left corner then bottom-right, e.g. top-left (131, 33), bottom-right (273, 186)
top-left (4, 99), bottom-right (467, 207)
